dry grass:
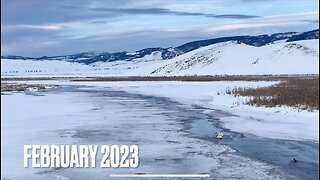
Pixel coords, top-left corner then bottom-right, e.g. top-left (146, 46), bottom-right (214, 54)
top-left (2, 74), bottom-right (317, 82)
top-left (230, 77), bottom-right (319, 111)
top-left (1, 83), bottom-right (57, 92)
top-left (2, 75), bottom-right (318, 110)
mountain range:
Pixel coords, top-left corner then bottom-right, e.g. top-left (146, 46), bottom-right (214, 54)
top-left (1, 29), bottom-right (319, 77)
top-left (2, 29), bottom-right (318, 65)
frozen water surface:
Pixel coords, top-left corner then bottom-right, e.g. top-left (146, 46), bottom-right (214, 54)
top-left (1, 85), bottom-right (318, 180)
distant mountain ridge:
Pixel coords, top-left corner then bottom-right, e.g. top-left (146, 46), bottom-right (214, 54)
top-left (2, 39), bottom-right (318, 76)
top-left (2, 29), bottom-right (318, 64)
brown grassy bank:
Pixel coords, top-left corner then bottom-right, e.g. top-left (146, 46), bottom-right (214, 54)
top-left (1, 83), bottom-right (58, 92)
top-left (229, 76), bottom-right (319, 110)
top-left (1, 74), bottom-right (318, 82)
top-left (71, 75), bottom-right (318, 82)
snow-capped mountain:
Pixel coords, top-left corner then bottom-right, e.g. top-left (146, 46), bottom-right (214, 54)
top-left (2, 29), bottom-right (318, 64)
top-left (1, 29), bottom-right (319, 77)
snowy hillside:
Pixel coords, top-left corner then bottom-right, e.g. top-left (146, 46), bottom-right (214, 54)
top-left (1, 39), bottom-right (319, 77)
top-left (150, 39), bottom-right (319, 76)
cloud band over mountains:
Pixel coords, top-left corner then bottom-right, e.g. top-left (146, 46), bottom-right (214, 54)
top-left (1, 0), bottom-right (319, 56)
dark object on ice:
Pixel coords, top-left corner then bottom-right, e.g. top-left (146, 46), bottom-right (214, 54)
top-left (292, 158), bottom-right (298, 163)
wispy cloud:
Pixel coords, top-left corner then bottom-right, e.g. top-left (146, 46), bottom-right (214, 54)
top-left (203, 12), bottom-right (319, 32)
top-left (74, 12), bottom-right (319, 39)
top-left (90, 7), bottom-right (259, 19)
top-left (13, 24), bottom-right (63, 31)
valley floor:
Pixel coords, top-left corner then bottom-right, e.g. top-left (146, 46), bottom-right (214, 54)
top-left (1, 78), bottom-right (319, 179)
top-left (66, 80), bottom-right (319, 142)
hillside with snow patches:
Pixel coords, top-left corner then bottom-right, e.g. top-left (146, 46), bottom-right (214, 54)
top-left (1, 33), bottom-right (319, 77)
top-left (150, 39), bottom-right (319, 76)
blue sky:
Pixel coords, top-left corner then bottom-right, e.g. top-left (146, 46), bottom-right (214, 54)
top-left (1, 0), bottom-right (319, 56)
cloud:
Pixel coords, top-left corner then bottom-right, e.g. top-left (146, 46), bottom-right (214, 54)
top-left (9, 24), bottom-right (63, 31)
top-left (1, 0), bottom-right (318, 56)
top-left (207, 14), bottom-right (259, 19)
top-left (90, 7), bottom-right (259, 19)
top-left (1, 0), bottom-right (119, 25)
top-left (185, 12), bottom-right (319, 34)
top-left (76, 12), bottom-right (319, 39)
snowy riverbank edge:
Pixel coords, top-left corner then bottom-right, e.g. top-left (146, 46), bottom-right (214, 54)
top-left (19, 80), bottom-right (318, 142)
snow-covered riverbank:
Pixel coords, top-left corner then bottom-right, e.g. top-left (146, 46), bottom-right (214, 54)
top-left (2, 84), bottom-right (295, 180)
top-left (64, 81), bottom-right (319, 142)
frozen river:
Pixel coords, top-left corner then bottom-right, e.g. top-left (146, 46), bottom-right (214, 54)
top-left (1, 85), bottom-right (319, 179)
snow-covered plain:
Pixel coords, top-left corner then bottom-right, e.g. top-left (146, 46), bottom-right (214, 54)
top-left (6, 80), bottom-right (318, 142)
top-left (1, 39), bottom-right (319, 77)
top-left (2, 84), bottom-right (293, 180)
top-left (58, 80), bottom-right (319, 142)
